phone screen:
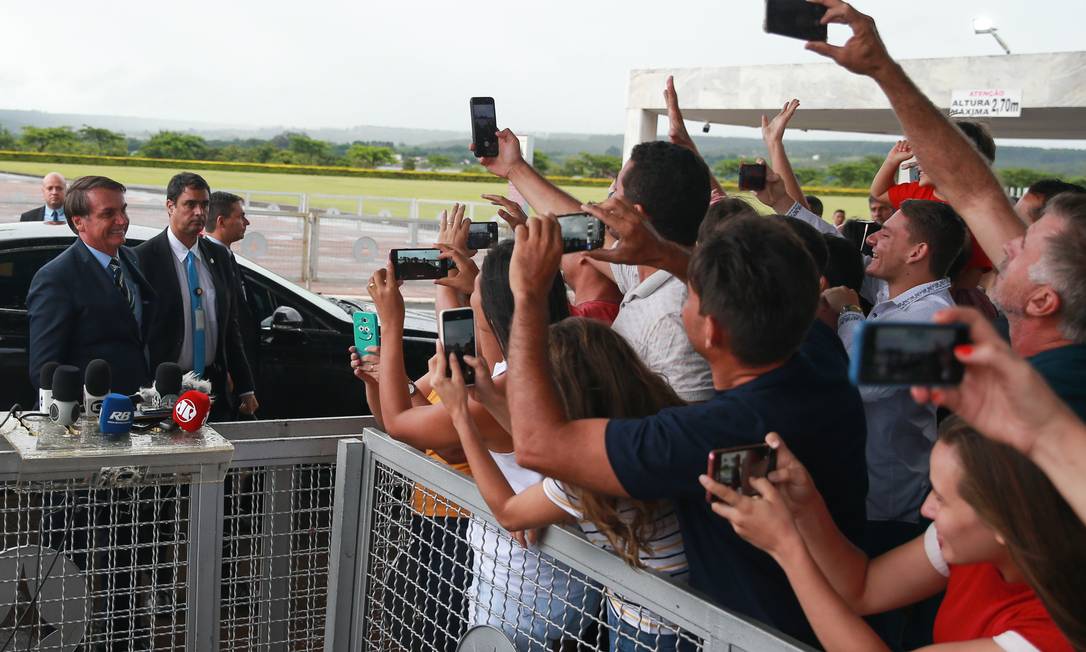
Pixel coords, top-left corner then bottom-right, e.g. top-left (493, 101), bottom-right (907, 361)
top-left (853, 323), bottom-right (970, 386)
top-left (471, 98), bottom-right (499, 158)
top-left (738, 163), bottom-right (767, 191)
top-left (764, 0), bottom-right (828, 41)
top-left (467, 222), bottom-right (499, 250)
top-left (557, 213), bottom-right (605, 253)
top-left (440, 309), bottom-right (476, 385)
top-left (706, 444), bottom-right (777, 500)
top-left (391, 248), bottom-right (449, 281)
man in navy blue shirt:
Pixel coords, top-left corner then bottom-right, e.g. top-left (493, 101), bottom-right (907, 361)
top-left (502, 204), bottom-right (867, 646)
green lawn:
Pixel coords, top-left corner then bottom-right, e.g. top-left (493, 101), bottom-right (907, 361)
top-left (0, 159), bottom-right (870, 222)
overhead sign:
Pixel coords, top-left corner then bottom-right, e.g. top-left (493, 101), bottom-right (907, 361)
top-left (949, 89), bottom-right (1022, 118)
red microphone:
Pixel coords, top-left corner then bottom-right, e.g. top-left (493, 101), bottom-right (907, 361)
top-left (172, 390), bottom-right (211, 432)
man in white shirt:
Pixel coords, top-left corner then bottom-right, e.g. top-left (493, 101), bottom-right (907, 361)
top-left (136, 173), bottom-right (258, 421)
top-left (20, 172), bottom-right (67, 223)
top-left (822, 200), bottom-right (966, 551)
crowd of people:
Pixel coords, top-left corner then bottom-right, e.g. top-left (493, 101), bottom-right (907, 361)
top-left (348, 2), bottom-right (1085, 651)
top-left (17, 1), bottom-right (1086, 650)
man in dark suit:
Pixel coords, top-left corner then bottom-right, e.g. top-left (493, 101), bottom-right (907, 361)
top-left (27, 175), bottom-right (155, 395)
top-left (20, 172), bottom-right (68, 223)
top-left (204, 191), bottom-right (260, 417)
top-left (136, 172), bottom-right (258, 421)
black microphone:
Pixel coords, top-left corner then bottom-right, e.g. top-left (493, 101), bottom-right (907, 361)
top-left (38, 361), bottom-right (60, 412)
top-left (154, 362), bottom-right (183, 410)
top-left (49, 365), bottom-right (82, 426)
top-left (83, 359), bottom-right (111, 419)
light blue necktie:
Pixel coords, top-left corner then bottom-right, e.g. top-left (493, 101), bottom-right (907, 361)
top-left (185, 251), bottom-right (206, 377)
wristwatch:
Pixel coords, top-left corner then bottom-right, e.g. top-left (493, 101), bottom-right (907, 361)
top-left (840, 304), bottom-right (863, 316)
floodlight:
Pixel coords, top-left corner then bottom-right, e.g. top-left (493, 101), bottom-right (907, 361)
top-left (971, 16), bottom-right (1011, 54)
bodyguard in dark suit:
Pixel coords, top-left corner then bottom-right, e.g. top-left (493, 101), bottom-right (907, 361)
top-left (136, 173), bottom-right (258, 421)
top-left (20, 172), bottom-right (68, 222)
top-left (27, 176), bottom-right (155, 395)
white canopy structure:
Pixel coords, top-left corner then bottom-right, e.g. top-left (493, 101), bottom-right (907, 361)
top-left (622, 52), bottom-right (1086, 159)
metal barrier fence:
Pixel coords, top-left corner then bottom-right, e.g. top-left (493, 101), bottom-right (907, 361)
top-left (0, 414), bottom-right (373, 652)
top-left (327, 430), bottom-right (813, 652)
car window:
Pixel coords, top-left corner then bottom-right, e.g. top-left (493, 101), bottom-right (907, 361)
top-left (0, 246), bottom-right (67, 311)
top-left (243, 270), bottom-right (336, 332)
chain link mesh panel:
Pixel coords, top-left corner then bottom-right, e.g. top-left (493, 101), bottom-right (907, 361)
top-left (219, 463), bottom-right (335, 651)
top-left (360, 461), bottom-right (704, 652)
top-left (0, 475), bottom-right (189, 651)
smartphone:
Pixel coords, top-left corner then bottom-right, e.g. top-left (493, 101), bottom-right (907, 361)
top-left (467, 221), bottom-right (499, 250)
top-left (738, 163), bottom-right (767, 192)
top-left (438, 308), bottom-right (476, 386)
top-left (849, 322), bottom-right (970, 386)
top-left (390, 248), bottom-right (451, 281)
top-left (764, 0), bottom-right (828, 42)
top-left (353, 311), bottom-right (380, 352)
top-left (470, 97), bottom-right (499, 158)
top-left (706, 443), bottom-right (778, 501)
top-left (908, 164), bottom-right (922, 184)
top-left (557, 213), bottom-right (605, 253)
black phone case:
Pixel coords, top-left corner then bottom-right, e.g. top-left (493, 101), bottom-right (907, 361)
top-left (470, 98), bottom-right (499, 158)
top-left (764, 0), bottom-right (828, 41)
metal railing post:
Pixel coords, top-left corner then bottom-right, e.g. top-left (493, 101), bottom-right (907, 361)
top-left (186, 479), bottom-right (225, 652)
top-left (257, 467), bottom-right (295, 648)
top-left (324, 439), bottom-right (366, 651)
top-left (301, 211), bottom-right (314, 289)
top-left (309, 211), bottom-right (321, 282)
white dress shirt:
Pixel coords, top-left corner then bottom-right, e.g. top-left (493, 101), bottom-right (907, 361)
top-left (167, 229), bottom-right (218, 371)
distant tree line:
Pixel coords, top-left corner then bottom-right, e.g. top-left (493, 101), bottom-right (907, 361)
top-left (0, 124), bottom-right (1077, 188)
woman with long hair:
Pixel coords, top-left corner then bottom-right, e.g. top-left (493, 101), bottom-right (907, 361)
top-left (430, 317), bottom-right (697, 652)
top-left (701, 418), bottom-right (1083, 651)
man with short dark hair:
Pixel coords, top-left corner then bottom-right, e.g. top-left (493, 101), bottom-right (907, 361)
top-left (822, 200), bottom-right (965, 552)
top-left (1015, 179), bottom-right (1086, 224)
top-left (204, 191), bottom-right (259, 415)
top-left (804, 194), bottom-right (824, 217)
top-left (27, 176), bottom-right (155, 394)
top-left (137, 173), bottom-right (257, 420)
top-left (502, 209), bottom-right (868, 646)
top-left (20, 172), bottom-right (67, 223)
top-left (869, 195), bottom-right (893, 224)
top-left (478, 131), bottom-right (715, 401)
top-left (832, 208), bottom-right (847, 230)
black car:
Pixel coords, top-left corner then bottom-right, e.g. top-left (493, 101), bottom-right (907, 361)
top-left (0, 222), bottom-right (437, 419)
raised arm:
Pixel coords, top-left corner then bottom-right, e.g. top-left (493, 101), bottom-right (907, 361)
top-left (806, 0), bottom-right (1024, 266)
top-left (665, 75), bottom-right (727, 199)
top-left (506, 216), bottom-right (624, 495)
top-left (870, 140), bottom-right (914, 202)
top-left (761, 99), bottom-right (808, 209)
top-left (429, 347), bottom-right (572, 532)
top-left (476, 129), bottom-right (582, 216)
top-left (582, 197), bottom-right (692, 282)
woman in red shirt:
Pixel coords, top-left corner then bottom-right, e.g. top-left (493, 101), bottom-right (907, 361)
top-left (701, 418), bottom-right (1083, 651)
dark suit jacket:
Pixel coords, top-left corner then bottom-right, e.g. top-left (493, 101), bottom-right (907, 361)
top-left (205, 238), bottom-right (259, 376)
top-left (20, 206), bottom-right (45, 222)
top-left (27, 240), bottom-right (156, 395)
top-left (135, 230), bottom-right (255, 399)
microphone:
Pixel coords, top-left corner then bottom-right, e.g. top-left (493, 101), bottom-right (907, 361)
top-left (154, 363), bottom-right (183, 410)
top-left (83, 359), bottom-right (111, 419)
top-left (99, 393), bottom-right (134, 438)
top-left (172, 390), bottom-right (211, 433)
top-left (38, 361), bottom-right (60, 412)
top-left (49, 365), bottom-right (82, 427)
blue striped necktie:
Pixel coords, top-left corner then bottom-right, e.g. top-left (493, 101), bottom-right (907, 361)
top-left (108, 257), bottom-right (135, 314)
top-left (185, 251), bottom-right (206, 377)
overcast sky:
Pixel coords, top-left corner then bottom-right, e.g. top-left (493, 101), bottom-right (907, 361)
top-left (2, 0), bottom-right (1082, 143)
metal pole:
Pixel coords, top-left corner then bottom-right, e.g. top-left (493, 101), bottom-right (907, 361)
top-left (186, 480), bottom-right (225, 652)
top-left (324, 439), bottom-right (366, 651)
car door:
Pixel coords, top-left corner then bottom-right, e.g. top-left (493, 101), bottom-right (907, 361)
top-left (0, 243), bottom-right (71, 409)
top-left (240, 270), bottom-right (362, 419)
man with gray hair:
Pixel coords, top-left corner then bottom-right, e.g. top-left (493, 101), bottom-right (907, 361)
top-left (20, 172), bottom-right (67, 223)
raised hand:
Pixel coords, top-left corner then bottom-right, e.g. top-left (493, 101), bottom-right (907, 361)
top-left (886, 140), bottom-right (914, 166)
top-left (472, 128), bottom-right (526, 179)
top-left (435, 202), bottom-right (474, 253)
top-left (664, 75), bottom-right (697, 152)
top-left (804, 0), bottom-right (896, 79)
top-left (482, 193), bottom-right (529, 230)
top-left (509, 215), bottom-right (563, 300)
top-left (427, 343), bottom-right (471, 420)
top-left (367, 264), bottom-right (405, 330)
top-left (349, 344), bottom-right (381, 384)
top-left (581, 196), bottom-right (665, 266)
top-left (700, 472), bottom-right (802, 560)
top-left (761, 99), bottom-right (801, 145)
top-left (435, 244), bottom-right (480, 295)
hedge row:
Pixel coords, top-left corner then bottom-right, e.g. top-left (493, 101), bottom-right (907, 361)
top-left (0, 149), bottom-right (872, 196)
top-left (0, 150), bottom-right (616, 187)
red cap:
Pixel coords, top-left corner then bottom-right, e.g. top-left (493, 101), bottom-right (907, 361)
top-left (172, 390), bottom-right (211, 433)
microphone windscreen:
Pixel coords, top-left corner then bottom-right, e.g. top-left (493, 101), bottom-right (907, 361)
top-left (99, 393), bottom-right (134, 436)
top-left (40, 362), bottom-right (60, 390)
top-left (172, 390), bottom-right (211, 433)
top-left (155, 363), bottom-right (183, 396)
top-left (85, 359), bottom-right (111, 395)
top-left (51, 365), bottom-right (82, 402)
